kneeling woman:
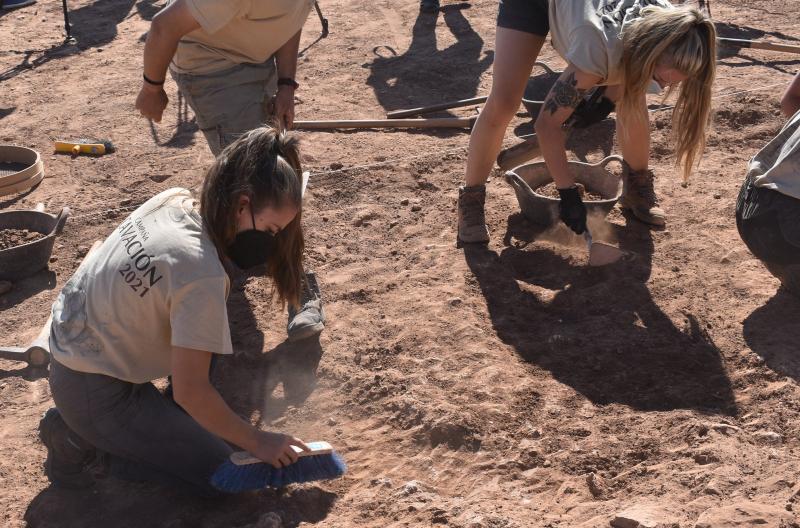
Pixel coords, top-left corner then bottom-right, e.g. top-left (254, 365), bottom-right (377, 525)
top-left (40, 127), bottom-right (312, 494)
top-left (736, 75), bottom-right (800, 296)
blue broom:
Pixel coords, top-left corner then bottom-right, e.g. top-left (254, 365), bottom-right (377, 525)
top-left (210, 441), bottom-right (346, 493)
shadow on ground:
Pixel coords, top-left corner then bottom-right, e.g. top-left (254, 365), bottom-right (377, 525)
top-left (25, 481), bottom-right (337, 528)
top-left (365, 3), bottom-right (493, 114)
top-left (464, 212), bottom-right (736, 414)
top-left (1, 0), bottom-right (138, 82)
top-left (743, 288), bottom-right (800, 381)
top-left (716, 22), bottom-right (800, 73)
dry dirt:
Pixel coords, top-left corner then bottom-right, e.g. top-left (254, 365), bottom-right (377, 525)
top-left (2, 1), bottom-right (800, 527)
top-left (0, 228), bottom-right (45, 251)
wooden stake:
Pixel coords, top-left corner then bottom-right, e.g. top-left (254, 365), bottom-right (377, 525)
top-left (294, 117), bottom-right (476, 130)
top-left (719, 38), bottom-right (800, 55)
top-left (387, 96), bottom-right (488, 119)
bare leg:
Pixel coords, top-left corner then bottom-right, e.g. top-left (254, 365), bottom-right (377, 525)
top-left (616, 93), bottom-right (650, 172)
top-left (464, 28), bottom-right (545, 187)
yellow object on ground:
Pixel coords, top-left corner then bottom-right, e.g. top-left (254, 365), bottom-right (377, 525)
top-left (54, 140), bottom-right (115, 156)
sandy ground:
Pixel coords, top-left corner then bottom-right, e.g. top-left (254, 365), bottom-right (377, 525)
top-left (2, 0), bottom-right (800, 526)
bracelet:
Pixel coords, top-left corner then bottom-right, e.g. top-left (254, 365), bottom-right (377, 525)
top-left (277, 77), bottom-right (299, 90)
top-left (143, 73), bottom-right (165, 86)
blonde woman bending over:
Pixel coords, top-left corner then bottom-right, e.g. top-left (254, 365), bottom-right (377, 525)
top-left (458, 0), bottom-right (716, 243)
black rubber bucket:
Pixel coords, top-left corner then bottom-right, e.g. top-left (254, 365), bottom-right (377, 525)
top-left (0, 207), bottom-right (70, 281)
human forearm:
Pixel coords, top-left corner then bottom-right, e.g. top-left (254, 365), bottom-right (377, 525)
top-left (781, 73), bottom-right (800, 118)
top-left (136, 0), bottom-right (200, 122)
top-left (175, 380), bottom-right (259, 453)
top-left (275, 30), bottom-right (302, 80)
top-left (142, 22), bottom-right (180, 84)
top-left (536, 120), bottom-right (574, 188)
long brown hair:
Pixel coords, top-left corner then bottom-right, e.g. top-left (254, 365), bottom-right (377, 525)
top-left (200, 126), bottom-right (304, 307)
top-left (619, 5), bottom-right (716, 182)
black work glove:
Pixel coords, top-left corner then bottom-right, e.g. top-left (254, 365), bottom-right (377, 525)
top-left (571, 96), bottom-right (615, 129)
top-left (557, 186), bottom-right (587, 234)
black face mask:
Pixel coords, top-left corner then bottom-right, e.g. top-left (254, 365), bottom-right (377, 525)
top-left (227, 208), bottom-right (277, 270)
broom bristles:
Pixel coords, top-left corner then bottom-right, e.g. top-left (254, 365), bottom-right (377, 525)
top-left (210, 451), bottom-right (346, 493)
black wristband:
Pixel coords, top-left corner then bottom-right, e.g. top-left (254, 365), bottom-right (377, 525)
top-left (277, 77), bottom-right (299, 90)
top-left (143, 73), bottom-right (165, 86)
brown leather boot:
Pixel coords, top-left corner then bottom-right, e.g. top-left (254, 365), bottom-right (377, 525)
top-left (457, 185), bottom-right (490, 244)
top-left (620, 168), bottom-right (667, 226)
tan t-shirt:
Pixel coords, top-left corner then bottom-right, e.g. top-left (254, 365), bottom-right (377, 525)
top-left (171, 0), bottom-right (314, 74)
top-left (750, 110), bottom-right (800, 200)
top-left (548, 0), bottom-right (672, 85)
top-left (49, 188), bottom-right (233, 383)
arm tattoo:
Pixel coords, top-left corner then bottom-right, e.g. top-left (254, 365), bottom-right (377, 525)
top-left (543, 72), bottom-right (587, 116)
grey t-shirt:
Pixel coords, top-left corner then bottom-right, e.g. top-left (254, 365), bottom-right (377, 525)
top-left (50, 188), bottom-right (233, 383)
top-left (548, 0), bottom-right (672, 85)
top-left (750, 110), bottom-right (800, 200)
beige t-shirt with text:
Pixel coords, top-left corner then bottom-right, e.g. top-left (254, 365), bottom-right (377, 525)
top-left (171, 0), bottom-right (314, 74)
top-left (548, 0), bottom-right (672, 85)
top-left (49, 188), bottom-right (233, 383)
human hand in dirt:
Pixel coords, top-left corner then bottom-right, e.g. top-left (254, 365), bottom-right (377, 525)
top-left (273, 85), bottom-right (295, 130)
top-left (251, 431), bottom-right (309, 468)
top-left (557, 186), bottom-right (587, 234)
top-left (135, 82), bottom-right (169, 123)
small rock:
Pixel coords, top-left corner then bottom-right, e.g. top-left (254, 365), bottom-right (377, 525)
top-left (431, 508), bottom-right (448, 524)
top-left (401, 480), bottom-right (420, 495)
top-left (400, 198), bottom-right (410, 206)
top-left (322, 216), bottom-right (329, 222)
top-left (586, 472), bottom-right (609, 498)
top-left (411, 204), bottom-right (422, 212)
top-left (753, 431), bottom-right (782, 445)
top-left (0, 281), bottom-right (13, 296)
top-left (695, 502), bottom-right (793, 527)
top-left (448, 297), bottom-right (463, 307)
top-left (703, 479), bottom-right (723, 496)
top-left (694, 452), bottom-right (719, 465)
top-left (76, 245), bottom-right (89, 258)
top-left (710, 423), bottom-right (740, 435)
top-left (713, 192), bottom-right (722, 199)
top-left (49, 256), bottom-right (57, 263)
top-left (671, 266), bottom-right (680, 272)
top-left (611, 505), bottom-right (679, 528)
top-left (543, 459), bottom-right (552, 467)
top-left (329, 162), bottom-right (343, 170)
top-left (389, 221), bottom-right (399, 228)
top-left (326, 417), bottom-right (337, 426)
top-left (369, 477), bottom-right (392, 488)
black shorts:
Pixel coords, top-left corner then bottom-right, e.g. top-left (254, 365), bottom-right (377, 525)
top-left (497, 0), bottom-right (550, 37)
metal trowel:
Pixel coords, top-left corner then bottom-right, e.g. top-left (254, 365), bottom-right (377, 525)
top-left (584, 229), bottom-right (625, 266)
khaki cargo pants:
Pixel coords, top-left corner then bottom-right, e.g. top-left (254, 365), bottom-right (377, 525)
top-left (170, 59), bottom-right (277, 155)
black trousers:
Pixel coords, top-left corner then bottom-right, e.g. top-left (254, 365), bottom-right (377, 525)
top-left (49, 358), bottom-right (233, 496)
top-left (736, 175), bottom-right (800, 295)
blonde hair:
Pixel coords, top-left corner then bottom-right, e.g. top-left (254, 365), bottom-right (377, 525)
top-left (619, 5), bottom-right (716, 182)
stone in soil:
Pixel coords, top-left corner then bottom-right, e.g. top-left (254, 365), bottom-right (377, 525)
top-left (0, 228), bottom-right (45, 251)
top-left (611, 505), bottom-right (679, 528)
top-left (694, 502), bottom-right (794, 527)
